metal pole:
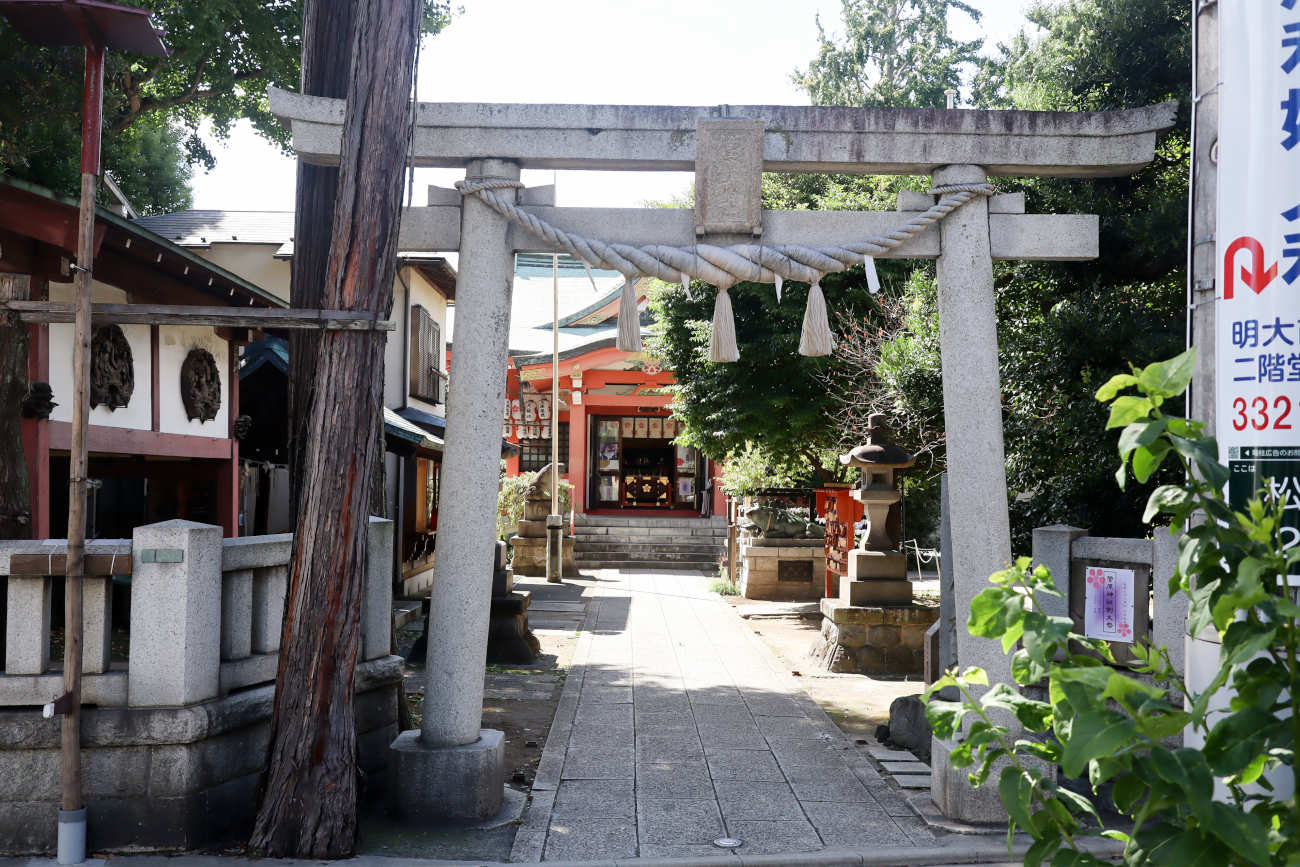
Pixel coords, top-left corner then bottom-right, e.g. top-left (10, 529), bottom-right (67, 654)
top-left (546, 254), bottom-right (562, 582)
top-left (60, 38), bottom-right (104, 865)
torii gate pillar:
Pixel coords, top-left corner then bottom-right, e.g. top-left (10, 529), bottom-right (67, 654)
top-left (928, 164), bottom-right (1019, 822)
top-left (390, 159), bottom-right (519, 823)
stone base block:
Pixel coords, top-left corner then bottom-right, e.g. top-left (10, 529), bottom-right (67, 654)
top-left (931, 736), bottom-right (1049, 824)
top-left (842, 578), bottom-right (913, 605)
top-left (508, 536), bottom-right (575, 576)
top-left (388, 729), bottom-right (505, 823)
top-left (848, 549), bottom-right (906, 579)
top-left (487, 592), bottom-right (540, 664)
top-left (811, 598), bottom-right (939, 676)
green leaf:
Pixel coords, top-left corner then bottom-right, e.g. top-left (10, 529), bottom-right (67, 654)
top-left (1206, 802), bottom-right (1271, 866)
top-left (1059, 711), bottom-right (1134, 778)
top-left (1118, 418), bottom-right (1166, 458)
top-left (1095, 372), bottom-right (1138, 401)
top-left (1203, 708), bottom-right (1284, 776)
top-left (999, 765), bottom-right (1036, 833)
top-left (1106, 395), bottom-right (1155, 429)
top-left (1023, 835), bottom-right (1061, 867)
top-left (1143, 484), bottom-right (1191, 523)
top-left (1131, 441), bottom-right (1171, 484)
top-left (1136, 348), bottom-right (1196, 399)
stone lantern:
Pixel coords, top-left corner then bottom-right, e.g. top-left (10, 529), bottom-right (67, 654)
top-left (840, 414), bottom-right (915, 605)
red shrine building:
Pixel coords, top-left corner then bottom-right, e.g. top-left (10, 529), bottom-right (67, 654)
top-left (480, 254), bottom-right (725, 519)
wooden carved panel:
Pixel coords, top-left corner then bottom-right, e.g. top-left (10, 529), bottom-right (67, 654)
top-left (180, 347), bottom-right (222, 422)
top-left (90, 324), bottom-right (133, 411)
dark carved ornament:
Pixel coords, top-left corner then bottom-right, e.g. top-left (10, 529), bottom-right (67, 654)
top-left (90, 325), bottom-right (133, 411)
top-left (21, 382), bottom-right (56, 419)
top-left (180, 347), bottom-right (222, 422)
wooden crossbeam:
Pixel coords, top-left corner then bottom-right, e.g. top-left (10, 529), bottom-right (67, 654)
top-left (9, 552), bottom-right (132, 576)
top-left (3, 301), bottom-right (396, 331)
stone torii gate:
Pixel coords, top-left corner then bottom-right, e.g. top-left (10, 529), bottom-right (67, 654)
top-left (270, 90), bottom-right (1174, 823)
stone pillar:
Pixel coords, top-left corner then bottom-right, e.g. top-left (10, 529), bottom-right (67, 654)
top-left (392, 160), bottom-right (514, 823)
top-left (1031, 525), bottom-right (1087, 620)
top-left (361, 516), bottom-right (394, 662)
top-left (936, 474), bottom-right (956, 683)
top-left (4, 574), bottom-right (51, 674)
top-left (128, 520), bottom-right (222, 707)
top-left (929, 164), bottom-right (1017, 823)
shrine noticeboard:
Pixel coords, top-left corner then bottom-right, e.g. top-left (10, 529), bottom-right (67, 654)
top-left (1217, 3), bottom-right (1300, 552)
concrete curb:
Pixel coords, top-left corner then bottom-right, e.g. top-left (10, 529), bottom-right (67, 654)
top-left (2, 835), bottom-right (1126, 867)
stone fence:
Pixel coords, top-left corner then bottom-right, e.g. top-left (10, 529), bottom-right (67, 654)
top-left (1031, 525), bottom-right (1187, 676)
top-left (0, 518), bottom-right (402, 854)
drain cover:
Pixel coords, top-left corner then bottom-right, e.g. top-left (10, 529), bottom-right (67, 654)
top-left (713, 838), bottom-right (743, 849)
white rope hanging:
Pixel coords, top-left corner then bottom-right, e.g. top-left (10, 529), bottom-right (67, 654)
top-left (457, 179), bottom-right (995, 360)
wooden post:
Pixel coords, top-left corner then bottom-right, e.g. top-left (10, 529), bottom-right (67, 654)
top-left (0, 274), bottom-right (32, 541)
top-left (61, 42), bottom-right (105, 856)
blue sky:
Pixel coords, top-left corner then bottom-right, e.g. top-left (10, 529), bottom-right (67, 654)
top-left (189, 0), bottom-right (1034, 212)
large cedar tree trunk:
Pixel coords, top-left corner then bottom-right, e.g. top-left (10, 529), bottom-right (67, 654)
top-left (249, 0), bottom-right (419, 856)
top-left (0, 275), bottom-right (32, 540)
top-left (287, 0), bottom-right (355, 526)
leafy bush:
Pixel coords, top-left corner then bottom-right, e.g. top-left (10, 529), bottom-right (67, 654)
top-left (925, 349), bottom-right (1297, 866)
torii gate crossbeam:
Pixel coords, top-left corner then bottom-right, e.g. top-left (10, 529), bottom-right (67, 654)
top-left (270, 92), bottom-right (1175, 826)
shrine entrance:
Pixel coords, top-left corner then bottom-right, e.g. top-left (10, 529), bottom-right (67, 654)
top-left (270, 90), bottom-right (1175, 826)
top-left (589, 412), bottom-right (703, 513)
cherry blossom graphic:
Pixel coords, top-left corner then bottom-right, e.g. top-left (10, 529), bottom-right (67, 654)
top-left (1118, 623), bottom-right (1132, 639)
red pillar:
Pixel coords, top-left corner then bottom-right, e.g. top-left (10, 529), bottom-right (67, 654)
top-left (568, 402), bottom-right (587, 514)
top-left (217, 340), bottom-right (241, 537)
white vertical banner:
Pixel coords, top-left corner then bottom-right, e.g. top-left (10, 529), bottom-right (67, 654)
top-left (1218, 1), bottom-right (1300, 549)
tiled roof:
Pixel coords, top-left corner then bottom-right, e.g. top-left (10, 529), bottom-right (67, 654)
top-left (133, 210), bottom-right (295, 247)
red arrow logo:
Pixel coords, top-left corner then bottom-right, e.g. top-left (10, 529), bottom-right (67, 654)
top-left (1224, 236), bottom-right (1278, 300)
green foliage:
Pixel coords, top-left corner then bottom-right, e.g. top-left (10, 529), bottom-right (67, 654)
top-left (793, 0), bottom-right (982, 109)
top-left (646, 274), bottom-right (867, 484)
top-left (0, 0), bottom-right (454, 212)
top-left (717, 444), bottom-right (801, 496)
top-left (925, 350), bottom-right (1299, 866)
top-left (708, 577), bottom-right (740, 597)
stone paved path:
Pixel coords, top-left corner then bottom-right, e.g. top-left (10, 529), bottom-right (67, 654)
top-left (510, 570), bottom-right (944, 862)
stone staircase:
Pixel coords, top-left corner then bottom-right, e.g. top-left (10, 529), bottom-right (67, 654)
top-left (572, 514), bottom-right (728, 573)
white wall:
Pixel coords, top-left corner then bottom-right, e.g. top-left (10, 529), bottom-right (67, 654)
top-left (158, 325), bottom-right (229, 438)
top-left (48, 322), bottom-right (152, 430)
top-left (197, 244), bottom-right (291, 302)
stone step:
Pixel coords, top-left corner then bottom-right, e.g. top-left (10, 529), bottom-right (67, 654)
top-left (573, 515), bottom-right (727, 529)
top-left (573, 529), bottom-right (728, 542)
top-left (573, 550), bottom-right (719, 563)
top-left (574, 542), bottom-right (722, 554)
top-left (574, 560), bottom-right (718, 572)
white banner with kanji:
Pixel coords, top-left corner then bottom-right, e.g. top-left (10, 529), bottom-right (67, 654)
top-left (1218, 1), bottom-right (1300, 547)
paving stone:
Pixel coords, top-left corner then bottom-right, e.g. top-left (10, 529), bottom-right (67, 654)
top-left (706, 749), bottom-right (785, 782)
top-left (742, 694), bottom-right (808, 717)
top-left (634, 691), bottom-right (693, 712)
top-left (723, 817), bottom-right (824, 854)
top-left (637, 733), bottom-right (703, 760)
top-left (637, 797), bottom-right (725, 845)
top-left (783, 766), bottom-right (877, 804)
top-left (802, 802), bottom-right (916, 848)
top-left (633, 710), bottom-right (697, 731)
top-left (636, 758), bottom-right (714, 798)
top-left (714, 780), bottom-right (804, 822)
top-left (561, 743), bottom-right (634, 780)
top-left (692, 705), bottom-right (757, 727)
top-left (881, 760), bottom-right (931, 774)
top-left (582, 684), bottom-right (634, 703)
top-left (752, 714), bottom-right (827, 739)
top-left (573, 702), bottom-right (634, 727)
top-left (893, 773), bottom-right (933, 789)
top-left (867, 746), bottom-right (916, 761)
top-left (543, 817), bottom-right (637, 861)
top-left (698, 724), bottom-right (769, 751)
top-left (768, 736), bottom-right (853, 769)
top-left (552, 778), bottom-right (635, 820)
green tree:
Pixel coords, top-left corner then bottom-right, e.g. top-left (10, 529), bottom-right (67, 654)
top-left (971, 0), bottom-right (1190, 549)
top-left (0, 0), bottom-right (453, 212)
top-left (794, 0), bottom-right (982, 109)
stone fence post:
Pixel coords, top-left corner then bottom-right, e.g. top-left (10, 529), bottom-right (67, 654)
top-left (128, 520), bottom-right (222, 707)
top-left (1030, 524), bottom-right (1087, 620)
top-left (362, 517), bottom-right (394, 662)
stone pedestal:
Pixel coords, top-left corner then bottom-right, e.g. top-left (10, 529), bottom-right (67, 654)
top-left (812, 597), bottom-right (938, 675)
top-left (509, 534), bottom-right (575, 576)
top-left (487, 590), bottom-right (540, 663)
top-left (840, 547), bottom-right (912, 605)
top-left (736, 537), bottom-right (825, 601)
top-left (388, 729), bottom-right (505, 823)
